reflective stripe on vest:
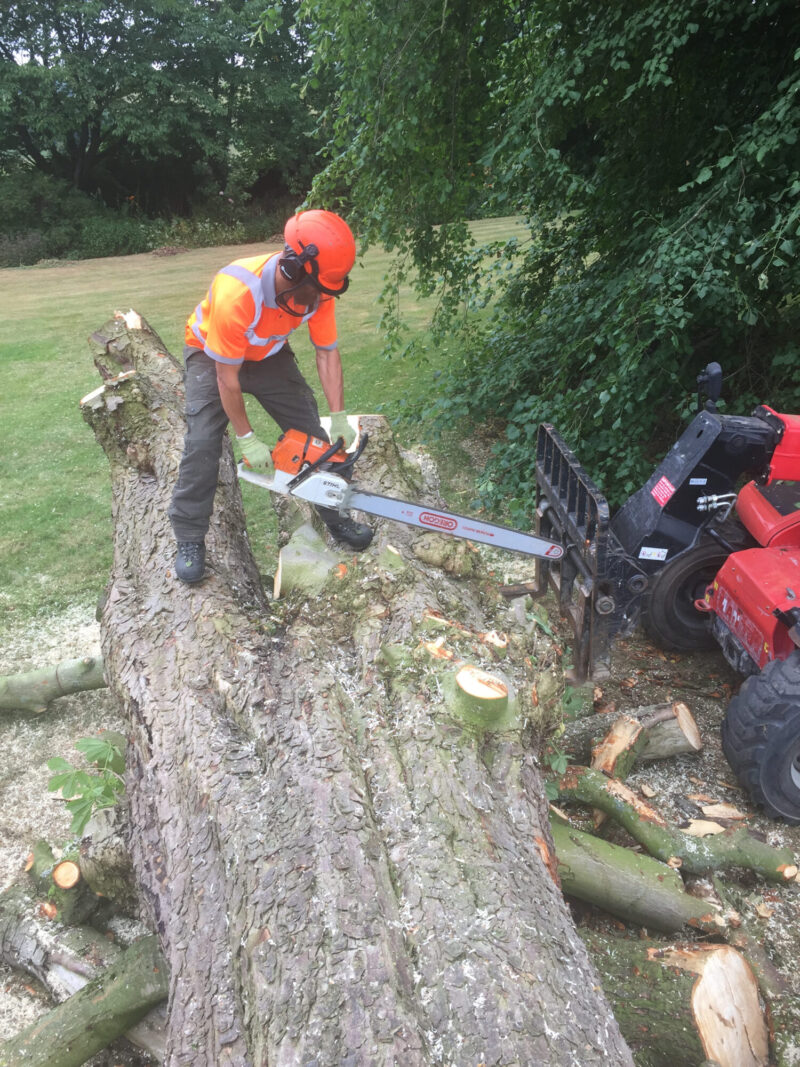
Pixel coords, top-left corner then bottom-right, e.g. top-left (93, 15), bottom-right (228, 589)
top-left (218, 263), bottom-right (314, 356)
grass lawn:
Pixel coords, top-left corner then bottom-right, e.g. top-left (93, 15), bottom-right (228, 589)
top-left (0, 218), bottom-right (522, 626)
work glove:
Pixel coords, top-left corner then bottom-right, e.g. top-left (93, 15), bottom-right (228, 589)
top-left (237, 431), bottom-right (274, 477)
top-left (330, 410), bottom-right (357, 450)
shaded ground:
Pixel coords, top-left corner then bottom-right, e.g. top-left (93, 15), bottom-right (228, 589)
top-left (557, 615), bottom-right (800, 1025)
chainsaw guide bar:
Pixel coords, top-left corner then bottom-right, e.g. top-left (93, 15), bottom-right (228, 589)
top-left (237, 429), bottom-right (564, 561)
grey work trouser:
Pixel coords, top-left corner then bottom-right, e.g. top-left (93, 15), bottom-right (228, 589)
top-left (169, 344), bottom-right (328, 542)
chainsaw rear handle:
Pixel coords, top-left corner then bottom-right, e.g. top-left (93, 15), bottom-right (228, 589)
top-left (287, 431), bottom-right (369, 490)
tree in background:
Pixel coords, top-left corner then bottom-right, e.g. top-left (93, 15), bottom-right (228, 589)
top-left (298, 0), bottom-right (800, 511)
top-left (0, 0), bottom-right (322, 257)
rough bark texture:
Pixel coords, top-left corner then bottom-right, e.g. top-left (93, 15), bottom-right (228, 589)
top-left (81, 313), bottom-right (634, 1066)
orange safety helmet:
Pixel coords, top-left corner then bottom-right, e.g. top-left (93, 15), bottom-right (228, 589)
top-left (281, 210), bottom-right (356, 297)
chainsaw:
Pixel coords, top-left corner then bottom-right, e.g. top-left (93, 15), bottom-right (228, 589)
top-left (237, 428), bottom-right (564, 560)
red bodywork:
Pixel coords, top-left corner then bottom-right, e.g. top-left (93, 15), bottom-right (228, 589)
top-left (762, 406), bottom-right (800, 483)
top-left (698, 408), bottom-right (800, 668)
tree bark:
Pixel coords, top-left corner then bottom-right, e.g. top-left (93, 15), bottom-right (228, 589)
top-left (548, 817), bottom-right (731, 934)
top-left (0, 657), bottom-right (105, 713)
top-left (80, 312), bottom-right (634, 1066)
top-left (561, 701), bottom-right (702, 763)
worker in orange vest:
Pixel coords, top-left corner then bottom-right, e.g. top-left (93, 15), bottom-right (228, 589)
top-left (169, 209), bottom-right (373, 583)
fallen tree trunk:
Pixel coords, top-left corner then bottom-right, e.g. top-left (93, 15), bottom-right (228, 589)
top-left (80, 312), bottom-right (634, 1065)
top-left (579, 929), bottom-right (769, 1067)
top-left (0, 658), bottom-right (106, 713)
top-left (557, 765), bottom-right (798, 882)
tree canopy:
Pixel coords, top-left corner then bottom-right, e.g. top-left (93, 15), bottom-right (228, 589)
top-left (0, 0), bottom-right (319, 216)
top-left (298, 0), bottom-right (800, 509)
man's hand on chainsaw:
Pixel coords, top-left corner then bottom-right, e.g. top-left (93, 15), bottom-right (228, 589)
top-left (237, 431), bottom-right (274, 476)
top-left (330, 410), bottom-right (357, 450)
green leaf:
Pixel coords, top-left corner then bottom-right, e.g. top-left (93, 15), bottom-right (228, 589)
top-left (66, 798), bottom-right (96, 837)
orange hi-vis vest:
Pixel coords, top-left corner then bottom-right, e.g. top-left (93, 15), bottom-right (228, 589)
top-left (185, 252), bottom-right (338, 365)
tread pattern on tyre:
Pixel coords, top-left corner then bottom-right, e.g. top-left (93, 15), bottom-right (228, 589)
top-left (721, 651), bottom-right (800, 824)
top-left (641, 517), bottom-right (755, 653)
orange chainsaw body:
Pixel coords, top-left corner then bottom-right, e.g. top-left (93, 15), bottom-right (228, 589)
top-left (270, 429), bottom-right (349, 475)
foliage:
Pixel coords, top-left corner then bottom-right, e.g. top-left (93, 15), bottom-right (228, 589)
top-left (293, 0), bottom-right (800, 511)
top-left (0, 162), bottom-right (291, 265)
top-left (47, 733), bottom-right (126, 837)
top-left (0, 0), bottom-right (321, 226)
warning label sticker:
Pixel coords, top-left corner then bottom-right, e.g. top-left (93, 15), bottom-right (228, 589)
top-left (651, 475), bottom-right (676, 507)
top-left (639, 546), bottom-right (669, 561)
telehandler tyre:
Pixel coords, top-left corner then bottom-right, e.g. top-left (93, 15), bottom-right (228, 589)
top-left (721, 652), bottom-right (800, 824)
top-left (641, 519), bottom-right (754, 653)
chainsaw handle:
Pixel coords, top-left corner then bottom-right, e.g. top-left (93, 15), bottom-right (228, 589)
top-left (287, 431), bottom-right (369, 490)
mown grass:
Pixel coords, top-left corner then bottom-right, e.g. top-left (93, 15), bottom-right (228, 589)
top-left (0, 218), bottom-right (523, 626)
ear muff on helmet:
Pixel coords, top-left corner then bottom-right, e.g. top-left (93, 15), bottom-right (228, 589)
top-left (282, 210), bottom-right (356, 296)
top-left (279, 241), bottom-right (350, 297)
top-left (278, 246), bottom-right (349, 296)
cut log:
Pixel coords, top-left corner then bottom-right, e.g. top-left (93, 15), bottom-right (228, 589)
top-left (80, 313), bottom-right (634, 1065)
top-left (443, 664), bottom-right (517, 730)
top-left (0, 657), bottom-right (106, 713)
top-left (0, 933), bottom-right (168, 1067)
top-left (590, 715), bottom-right (646, 779)
top-left (557, 766), bottom-right (797, 882)
top-left (27, 841), bottom-right (96, 926)
top-left (0, 880), bottom-right (166, 1061)
top-left (580, 929), bottom-right (769, 1067)
top-left (51, 861), bottom-right (80, 890)
top-left (562, 701), bottom-right (702, 763)
top-left (272, 521), bottom-right (341, 598)
top-left (549, 817), bottom-right (730, 933)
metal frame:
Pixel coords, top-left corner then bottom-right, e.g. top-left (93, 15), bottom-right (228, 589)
top-left (533, 424), bottom-right (646, 682)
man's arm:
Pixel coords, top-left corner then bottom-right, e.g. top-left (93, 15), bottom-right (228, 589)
top-left (315, 346), bottom-right (345, 413)
top-left (215, 361), bottom-right (251, 437)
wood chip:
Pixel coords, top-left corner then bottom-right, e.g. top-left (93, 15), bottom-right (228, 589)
top-left (700, 802), bottom-right (746, 821)
top-left (755, 901), bottom-right (774, 919)
top-left (640, 783), bottom-right (657, 798)
top-left (684, 819), bottom-right (727, 837)
top-left (667, 856), bottom-right (683, 868)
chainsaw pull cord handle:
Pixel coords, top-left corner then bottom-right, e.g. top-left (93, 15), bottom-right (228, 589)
top-left (287, 432), bottom-right (369, 490)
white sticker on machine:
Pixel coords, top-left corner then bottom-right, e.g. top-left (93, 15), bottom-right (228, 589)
top-left (639, 546), bottom-right (669, 561)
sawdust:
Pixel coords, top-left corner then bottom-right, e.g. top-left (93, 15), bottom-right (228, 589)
top-left (0, 603), bottom-right (127, 1049)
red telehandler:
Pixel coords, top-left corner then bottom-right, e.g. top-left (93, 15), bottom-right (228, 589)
top-left (533, 363), bottom-right (800, 823)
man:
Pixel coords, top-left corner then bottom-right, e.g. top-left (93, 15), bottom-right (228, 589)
top-left (169, 208), bottom-right (373, 583)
